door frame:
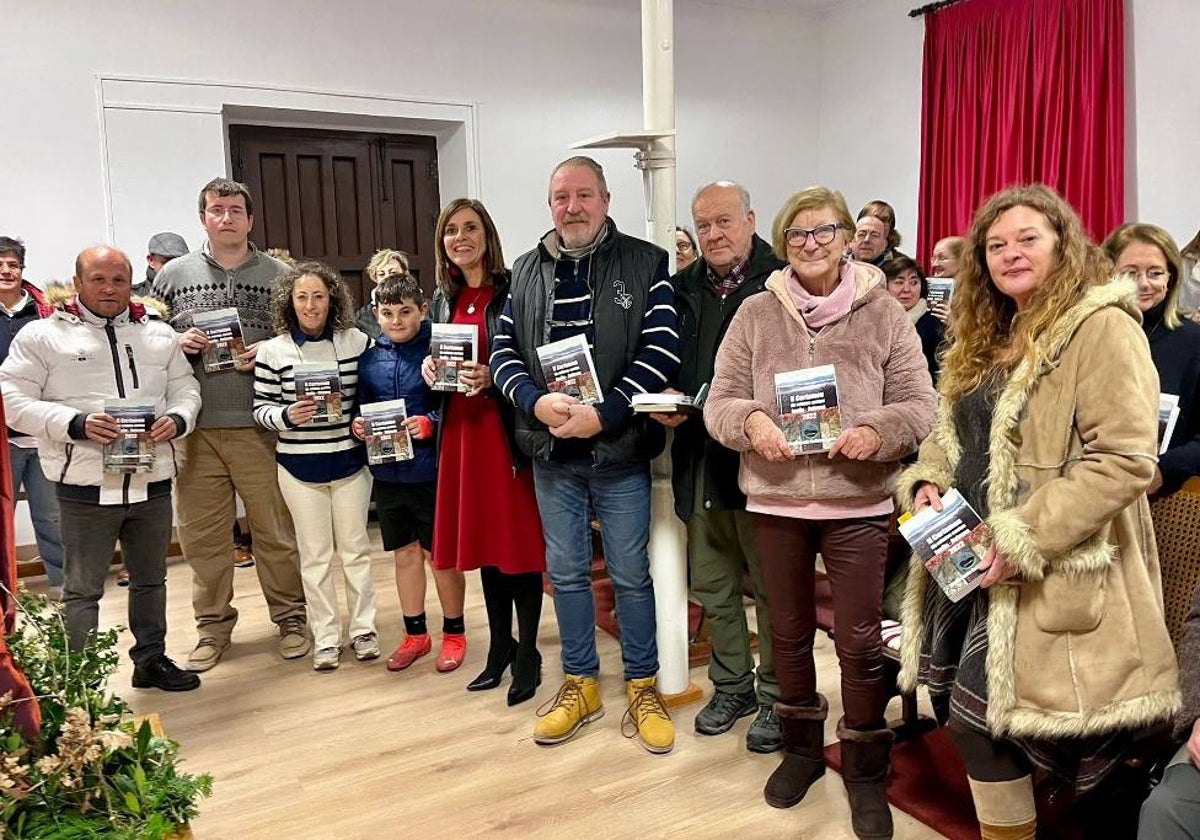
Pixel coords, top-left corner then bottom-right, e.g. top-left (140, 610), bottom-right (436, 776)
top-left (95, 74), bottom-right (479, 245)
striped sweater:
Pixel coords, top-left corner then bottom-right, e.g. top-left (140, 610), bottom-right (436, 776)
top-left (253, 326), bottom-right (371, 482)
top-left (492, 241), bottom-right (679, 436)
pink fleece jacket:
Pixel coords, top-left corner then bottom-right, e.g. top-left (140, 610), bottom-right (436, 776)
top-left (703, 260), bottom-right (936, 508)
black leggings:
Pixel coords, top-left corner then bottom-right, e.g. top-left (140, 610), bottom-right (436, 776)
top-left (949, 719), bottom-right (1031, 782)
top-left (479, 566), bottom-right (543, 652)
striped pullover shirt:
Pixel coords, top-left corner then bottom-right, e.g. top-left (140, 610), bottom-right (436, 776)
top-left (492, 240), bottom-right (679, 453)
top-left (253, 326), bottom-right (370, 482)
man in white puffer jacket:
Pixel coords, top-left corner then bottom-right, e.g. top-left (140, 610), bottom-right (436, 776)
top-left (0, 245), bottom-right (202, 691)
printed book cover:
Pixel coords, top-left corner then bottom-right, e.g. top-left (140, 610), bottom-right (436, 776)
top-left (927, 278), bottom-right (954, 309)
top-left (536, 334), bottom-right (602, 405)
top-left (898, 488), bottom-right (989, 603)
top-left (103, 399), bottom-right (156, 474)
top-left (775, 364), bottom-right (841, 455)
top-left (430, 323), bottom-right (477, 393)
top-left (293, 363), bottom-right (343, 423)
top-left (361, 399), bottom-right (414, 465)
top-left (192, 307), bottom-right (245, 372)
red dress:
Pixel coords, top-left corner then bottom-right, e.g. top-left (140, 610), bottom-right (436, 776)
top-left (431, 288), bottom-right (546, 573)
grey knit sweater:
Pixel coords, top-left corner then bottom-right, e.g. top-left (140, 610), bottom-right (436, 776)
top-left (151, 243), bottom-right (287, 428)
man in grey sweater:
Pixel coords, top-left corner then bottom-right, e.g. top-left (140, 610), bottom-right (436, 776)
top-left (151, 177), bottom-right (307, 671)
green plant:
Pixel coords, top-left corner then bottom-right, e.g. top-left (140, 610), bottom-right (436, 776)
top-left (0, 586), bottom-right (212, 839)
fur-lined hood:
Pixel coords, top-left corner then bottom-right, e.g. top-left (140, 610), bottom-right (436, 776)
top-left (897, 278), bottom-right (1181, 741)
top-left (43, 282), bottom-right (170, 321)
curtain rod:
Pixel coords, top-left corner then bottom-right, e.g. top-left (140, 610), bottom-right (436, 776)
top-left (909, 0), bottom-right (968, 17)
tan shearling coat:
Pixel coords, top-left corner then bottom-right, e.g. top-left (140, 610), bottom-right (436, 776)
top-left (897, 280), bottom-right (1181, 740)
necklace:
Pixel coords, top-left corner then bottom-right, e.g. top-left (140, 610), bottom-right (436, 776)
top-left (464, 287), bottom-right (487, 314)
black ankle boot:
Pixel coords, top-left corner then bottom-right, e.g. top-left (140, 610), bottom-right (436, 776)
top-left (467, 638), bottom-right (516, 691)
top-left (507, 645), bottom-right (542, 706)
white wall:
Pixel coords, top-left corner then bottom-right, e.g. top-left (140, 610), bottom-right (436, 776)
top-left (1, 0), bottom-right (822, 284)
top-left (811, 0), bottom-right (1200, 258)
top-left (816, 0), bottom-right (924, 251)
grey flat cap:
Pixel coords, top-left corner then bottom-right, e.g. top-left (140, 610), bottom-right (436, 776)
top-left (147, 232), bottom-right (189, 258)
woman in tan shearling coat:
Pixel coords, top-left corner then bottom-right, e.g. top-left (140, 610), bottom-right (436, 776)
top-left (898, 184), bottom-right (1180, 840)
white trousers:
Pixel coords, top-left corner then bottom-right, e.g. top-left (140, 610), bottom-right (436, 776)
top-left (276, 465), bottom-right (377, 650)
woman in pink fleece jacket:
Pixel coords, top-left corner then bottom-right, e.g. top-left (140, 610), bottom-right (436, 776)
top-left (704, 185), bottom-right (936, 840)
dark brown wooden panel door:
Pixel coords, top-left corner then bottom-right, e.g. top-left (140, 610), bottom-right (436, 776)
top-left (229, 126), bottom-right (440, 307)
top-left (375, 137), bottom-right (440, 295)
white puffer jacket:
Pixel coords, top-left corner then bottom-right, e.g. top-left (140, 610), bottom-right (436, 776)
top-left (0, 298), bottom-right (200, 503)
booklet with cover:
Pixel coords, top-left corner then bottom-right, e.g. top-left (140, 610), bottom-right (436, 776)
top-left (192, 307), bottom-right (245, 373)
top-left (293, 363), bottom-right (343, 423)
top-left (430, 323), bottom-right (478, 393)
top-left (898, 488), bottom-right (989, 603)
top-left (360, 399), bottom-right (414, 465)
top-left (775, 365), bottom-right (841, 454)
top-left (537, 334), bottom-right (602, 405)
top-left (103, 399), bottom-right (156, 474)
top-left (1160, 393), bottom-right (1181, 455)
top-left (927, 278), bottom-right (954, 309)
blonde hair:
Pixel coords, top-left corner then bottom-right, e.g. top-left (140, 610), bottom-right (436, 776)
top-left (1102, 223), bottom-right (1184, 330)
top-left (939, 184), bottom-right (1112, 401)
top-left (933, 235), bottom-right (967, 265)
top-left (770, 186), bottom-right (855, 261)
top-left (366, 249), bottom-right (410, 283)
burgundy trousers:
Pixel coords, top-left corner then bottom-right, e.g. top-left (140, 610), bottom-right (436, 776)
top-left (752, 512), bottom-right (890, 730)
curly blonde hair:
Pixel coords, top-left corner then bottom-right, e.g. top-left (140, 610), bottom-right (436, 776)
top-left (365, 249), bottom-right (410, 283)
top-left (939, 184), bottom-right (1112, 400)
top-left (270, 260), bottom-right (355, 336)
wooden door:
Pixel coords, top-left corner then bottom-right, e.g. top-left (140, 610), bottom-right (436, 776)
top-left (229, 126), bottom-right (441, 306)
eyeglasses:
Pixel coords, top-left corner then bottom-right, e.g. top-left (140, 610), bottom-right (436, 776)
top-left (784, 224), bottom-right (842, 246)
top-left (204, 206), bottom-right (247, 219)
top-left (676, 241), bottom-right (695, 253)
top-left (1124, 267), bottom-right (1170, 282)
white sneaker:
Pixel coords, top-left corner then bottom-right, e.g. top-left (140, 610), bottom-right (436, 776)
top-left (312, 647), bottom-right (341, 671)
top-left (352, 633), bottom-right (381, 662)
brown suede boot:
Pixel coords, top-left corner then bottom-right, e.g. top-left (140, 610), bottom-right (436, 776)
top-left (837, 719), bottom-right (894, 840)
top-left (763, 695), bottom-right (828, 809)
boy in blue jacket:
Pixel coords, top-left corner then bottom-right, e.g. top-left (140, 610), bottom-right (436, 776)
top-left (352, 275), bottom-right (466, 672)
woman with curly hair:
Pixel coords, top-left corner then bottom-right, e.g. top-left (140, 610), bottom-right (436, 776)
top-left (252, 260), bottom-right (377, 672)
top-left (897, 185), bottom-right (1180, 838)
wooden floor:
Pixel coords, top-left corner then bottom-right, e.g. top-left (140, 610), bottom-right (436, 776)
top-left (26, 528), bottom-right (948, 840)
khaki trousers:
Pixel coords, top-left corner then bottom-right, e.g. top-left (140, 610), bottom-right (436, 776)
top-left (176, 427), bottom-right (304, 640)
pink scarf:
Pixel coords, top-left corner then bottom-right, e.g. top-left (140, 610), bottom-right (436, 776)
top-left (784, 260), bottom-right (857, 329)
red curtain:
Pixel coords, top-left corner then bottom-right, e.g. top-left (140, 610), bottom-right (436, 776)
top-left (916, 0), bottom-right (1125, 263)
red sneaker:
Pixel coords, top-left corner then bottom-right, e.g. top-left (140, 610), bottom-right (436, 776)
top-left (436, 633), bottom-right (468, 673)
top-left (386, 634), bottom-right (431, 671)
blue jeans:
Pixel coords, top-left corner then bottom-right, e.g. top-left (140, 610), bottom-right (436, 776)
top-left (533, 458), bottom-right (657, 680)
top-left (9, 443), bottom-right (65, 586)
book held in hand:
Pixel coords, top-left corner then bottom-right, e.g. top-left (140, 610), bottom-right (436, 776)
top-left (103, 400), bottom-right (156, 474)
top-left (927, 278), bottom-right (954, 309)
top-left (430, 324), bottom-right (478, 393)
top-left (360, 399), bottom-right (414, 465)
top-left (775, 364), bottom-right (841, 454)
top-left (631, 393), bottom-right (695, 414)
top-left (1159, 393), bottom-right (1181, 455)
top-left (898, 488), bottom-right (988, 603)
top-left (192, 307), bottom-right (245, 373)
top-left (537, 334), bottom-right (602, 405)
top-left (293, 363), bottom-right (343, 423)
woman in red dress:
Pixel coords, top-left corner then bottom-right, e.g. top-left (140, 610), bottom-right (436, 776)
top-left (426, 198), bottom-right (547, 706)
